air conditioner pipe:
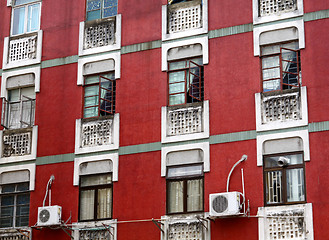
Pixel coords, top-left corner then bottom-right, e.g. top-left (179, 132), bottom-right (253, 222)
top-left (43, 175), bottom-right (55, 207)
top-left (226, 155), bottom-right (247, 192)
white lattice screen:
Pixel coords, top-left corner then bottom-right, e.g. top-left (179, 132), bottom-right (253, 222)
top-left (84, 21), bottom-right (115, 49)
top-left (78, 229), bottom-right (113, 240)
top-left (8, 35), bottom-right (37, 63)
top-left (2, 131), bottom-right (32, 157)
top-left (259, 0), bottom-right (297, 16)
top-left (81, 119), bottom-right (113, 148)
top-left (168, 4), bottom-right (201, 33)
top-left (262, 92), bottom-right (300, 124)
top-left (266, 210), bottom-right (305, 240)
top-left (0, 229), bottom-right (31, 240)
top-left (167, 105), bottom-right (203, 136)
top-left (168, 222), bottom-right (203, 240)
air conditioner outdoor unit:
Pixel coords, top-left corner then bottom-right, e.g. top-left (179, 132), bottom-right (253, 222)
top-left (37, 205), bottom-right (62, 226)
top-left (209, 192), bottom-right (242, 218)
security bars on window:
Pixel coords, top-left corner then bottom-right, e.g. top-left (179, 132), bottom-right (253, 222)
top-left (80, 118), bottom-right (113, 148)
top-left (261, 90), bottom-right (301, 124)
top-left (84, 20), bottom-right (115, 50)
top-left (167, 104), bottom-right (203, 136)
top-left (8, 35), bottom-right (37, 63)
top-left (168, 2), bottom-right (202, 33)
top-left (259, 0), bottom-right (297, 17)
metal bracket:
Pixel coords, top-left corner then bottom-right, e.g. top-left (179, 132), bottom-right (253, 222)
top-left (16, 229), bottom-right (31, 239)
top-left (102, 223), bottom-right (114, 236)
top-left (152, 218), bottom-right (164, 233)
top-left (196, 216), bottom-right (208, 230)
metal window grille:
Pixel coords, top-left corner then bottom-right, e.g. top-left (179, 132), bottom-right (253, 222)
top-left (8, 35), bottom-right (37, 63)
top-left (80, 118), bottom-right (113, 148)
top-left (168, 222), bottom-right (204, 240)
top-left (2, 130), bottom-right (32, 157)
top-left (84, 20), bottom-right (115, 50)
top-left (262, 90), bottom-right (301, 124)
top-left (259, 0), bottom-right (297, 17)
top-left (168, 3), bottom-right (202, 33)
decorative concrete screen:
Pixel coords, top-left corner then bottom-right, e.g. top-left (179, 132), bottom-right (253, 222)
top-left (2, 130), bottom-right (32, 157)
top-left (84, 20), bottom-right (115, 50)
top-left (78, 229), bottom-right (114, 240)
top-left (168, 1), bottom-right (202, 33)
top-left (8, 35), bottom-right (37, 63)
top-left (167, 104), bottom-right (203, 136)
top-left (262, 90), bottom-right (300, 124)
top-left (168, 222), bottom-right (204, 240)
top-left (80, 118), bottom-right (113, 148)
top-left (259, 0), bottom-right (297, 17)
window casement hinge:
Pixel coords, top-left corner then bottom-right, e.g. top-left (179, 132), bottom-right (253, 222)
top-left (152, 218), bottom-right (164, 233)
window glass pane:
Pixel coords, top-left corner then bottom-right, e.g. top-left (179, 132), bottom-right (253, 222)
top-left (168, 181), bottom-right (183, 213)
top-left (85, 75), bottom-right (100, 85)
top-left (84, 107), bottom-right (98, 118)
top-left (262, 67), bottom-right (280, 81)
top-left (264, 154), bottom-right (303, 168)
top-left (187, 179), bottom-right (203, 212)
top-left (169, 71), bottom-right (185, 83)
top-left (97, 188), bottom-right (112, 219)
top-left (16, 216), bottom-right (29, 227)
top-left (1, 206), bottom-right (14, 216)
top-left (263, 79), bottom-right (280, 92)
top-left (87, 0), bottom-right (101, 11)
top-left (169, 61), bottom-right (187, 71)
top-left (265, 171), bottom-right (282, 204)
top-left (17, 193), bottom-right (30, 204)
top-left (27, 3), bottom-right (40, 32)
top-left (81, 174), bottom-right (112, 187)
top-left (286, 168), bottom-right (305, 202)
top-left (2, 185), bottom-right (16, 193)
top-left (8, 89), bottom-right (20, 102)
top-left (190, 58), bottom-right (202, 66)
top-left (167, 165), bottom-right (203, 178)
top-left (262, 56), bottom-right (279, 69)
top-left (169, 94), bottom-right (185, 105)
top-left (169, 82), bottom-right (185, 94)
top-left (0, 217), bottom-right (13, 228)
top-left (12, 7), bottom-right (25, 35)
top-left (17, 183), bottom-right (29, 192)
top-left (16, 204), bottom-right (30, 216)
top-left (87, 10), bottom-right (101, 21)
top-left (80, 190), bottom-right (95, 221)
top-left (84, 85), bottom-right (99, 99)
top-left (15, 0), bottom-right (37, 5)
top-left (103, 6), bottom-right (117, 18)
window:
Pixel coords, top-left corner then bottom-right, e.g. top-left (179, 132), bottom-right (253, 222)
top-left (79, 173), bottom-right (112, 221)
top-left (166, 164), bottom-right (203, 214)
top-left (83, 73), bottom-right (116, 119)
top-left (261, 41), bottom-right (301, 92)
top-left (86, 0), bottom-right (118, 21)
top-left (0, 182), bottom-right (30, 228)
top-left (168, 57), bottom-right (203, 106)
top-left (2, 87), bottom-right (36, 129)
top-left (263, 152), bottom-right (305, 206)
top-left (11, 0), bottom-right (41, 36)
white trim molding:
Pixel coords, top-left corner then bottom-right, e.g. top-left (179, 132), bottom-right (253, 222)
top-left (78, 14), bottom-right (122, 56)
top-left (161, 35), bottom-right (209, 71)
top-left (0, 163), bottom-right (36, 190)
top-left (161, 100), bottom-right (209, 143)
top-left (162, 0), bottom-right (208, 42)
top-left (2, 30), bottom-right (43, 69)
top-left (256, 129), bottom-right (310, 166)
top-left (255, 87), bottom-right (308, 132)
top-left (161, 213), bottom-right (210, 240)
top-left (75, 114), bottom-right (120, 155)
top-left (73, 153), bottom-right (119, 186)
top-left (258, 203), bottom-right (313, 240)
top-left (252, 0), bottom-right (304, 25)
top-left (73, 219), bottom-right (117, 240)
top-left (0, 126), bottom-right (38, 164)
top-left (253, 19), bottom-right (305, 56)
top-left (77, 52), bottom-right (121, 85)
top-left (1, 66), bottom-right (41, 98)
top-left (161, 142), bottom-right (210, 177)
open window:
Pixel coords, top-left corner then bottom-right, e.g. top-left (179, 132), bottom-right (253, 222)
top-left (83, 73), bottom-right (116, 119)
top-left (0, 170), bottom-right (30, 228)
top-left (168, 57), bottom-right (203, 106)
top-left (86, 0), bottom-right (117, 21)
top-left (261, 41), bottom-right (301, 92)
top-left (11, 0), bottom-right (41, 36)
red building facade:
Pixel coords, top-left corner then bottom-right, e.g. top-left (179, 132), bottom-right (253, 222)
top-left (0, 0), bottom-right (328, 239)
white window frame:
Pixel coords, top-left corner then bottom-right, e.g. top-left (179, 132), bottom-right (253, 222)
top-left (10, 0), bottom-right (41, 36)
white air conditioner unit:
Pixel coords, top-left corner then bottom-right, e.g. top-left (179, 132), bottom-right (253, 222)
top-left (37, 205), bottom-right (62, 226)
top-left (209, 192), bottom-right (242, 218)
